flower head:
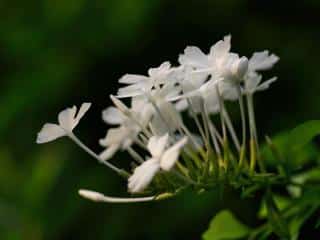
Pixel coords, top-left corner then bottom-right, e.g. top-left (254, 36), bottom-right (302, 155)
top-left (37, 35), bottom-right (280, 205)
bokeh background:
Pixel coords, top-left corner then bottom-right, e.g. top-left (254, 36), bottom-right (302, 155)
top-left (1, 0), bottom-right (320, 239)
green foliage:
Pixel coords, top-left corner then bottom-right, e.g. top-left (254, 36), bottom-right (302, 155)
top-left (203, 210), bottom-right (250, 240)
top-left (289, 120), bottom-right (320, 151)
top-left (261, 121), bottom-right (320, 170)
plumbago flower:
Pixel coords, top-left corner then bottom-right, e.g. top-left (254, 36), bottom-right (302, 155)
top-left (36, 35), bottom-right (320, 239)
top-left (37, 35), bottom-right (280, 204)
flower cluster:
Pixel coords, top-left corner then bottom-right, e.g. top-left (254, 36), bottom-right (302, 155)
top-left (37, 35), bottom-right (279, 203)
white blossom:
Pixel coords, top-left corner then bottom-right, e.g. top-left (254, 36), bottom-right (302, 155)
top-left (36, 103), bottom-right (91, 144)
top-left (117, 61), bottom-right (175, 98)
top-left (128, 134), bottom-right (188, 193)
top-left (99, 96), bottom-right (153, 161)
top-left (243, 51), bottom-right (279, 94)
top-left (179, 35), bottom-right (249, 102)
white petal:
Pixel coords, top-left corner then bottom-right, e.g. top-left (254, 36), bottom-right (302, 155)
top-left (209, 35), bottom-right (231, 60)
top-left (116, 81), bottom-right (153, 98)
top-left (99, 145), bottom-right (119, 161)
top-left (36, 123), bottom-right (66, 144)
top-left (102, 107), bottom-right (124, 125)
top-left (160, 137), bottom-right (188, 171)
top-left (58, 106), bottom-right (77, 131)
top-left (178, 46), bottom-right (209, 68)
top-left (73, 102), bottom-right (91, 128)
top-left (249, 51), bottom-right (279, 71)
top-left (218, 81), bottom-right (239, 101)
top-left (174, 99), bottom-right (188, 112)
top-left (147, 134), bottom-right (169, 158)
top-left (128, 159), bottom-right (160, 193)
top-left (99, 127), bottom-right (130, 146)
top-left (256, 77), bottom-right (277, 92)
top-left (148, 61), bottom-right (171, 78)
top-left (118, 74), bottom-right (149, 84)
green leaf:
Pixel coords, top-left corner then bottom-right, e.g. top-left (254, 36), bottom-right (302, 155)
top-left (203, 210), bottom-right (250, 240)
top-left (261, 121), bottom-right (320, 169)
top-left (289, 120), bottom-right (320, 151)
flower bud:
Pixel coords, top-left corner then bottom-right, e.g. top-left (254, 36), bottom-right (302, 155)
top-left (235, 56), bottom-right (249, 78)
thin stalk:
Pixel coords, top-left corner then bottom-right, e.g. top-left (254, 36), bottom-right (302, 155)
top-left (246, 93), bottom-right (265, 172)
top-left (223, 108), bottom-right (241, 152)
top-left (134, 136), bottom-right (148, 150)
top-left (172, 169), bottom-right (197, 185)
top-left (148, 96), bottom-right (174, 136)
top-left (187, 98), bottom-right (207, 146)
top-left (127, 147), bottom-right (144, 164)
top-left (68, 133), bottom-right (128, 177)
top-left (180, 123), bottom-right (204, 154)
top-left (215, 86), bottom-right (227, 141)
top-left (208, 122), bottom-right (222, 157)
top-left (236, 84), bottom-right (247, 149)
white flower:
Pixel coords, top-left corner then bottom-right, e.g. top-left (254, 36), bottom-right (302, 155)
top-left (36, 103), bottom-right (91, 144)
top-left (99, 96), bottom-right (153, 161)
top-left (243, 51), bottom-right (279, 94)
top-left (128, 134), bottom-right (188, 193)
top-left (117, 62), bottom-right (175, 98)
top-left (179, 35), bottom-right (249, 101)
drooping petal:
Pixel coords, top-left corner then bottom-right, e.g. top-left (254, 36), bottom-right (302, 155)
top-left (73, 102), bottom-right (91, 128)
top-left (128, 159), bottom-right (160, 193)
top-left (249, 51), bottom-right (279, 71)
top-left (160, 137), bottom-right (188, 171)
top-left (102, 107), bottom-right (124, 125)
top-left (58, 106), bottom-right (77, 131)
top-left (178, 46), bottom-right (209, 68)
top-left (147, 134), bottom-right (169, 158)
top-left (256, 77), bottom-right (277, 92)
top-left (36, 123), bottom-right (66, 144)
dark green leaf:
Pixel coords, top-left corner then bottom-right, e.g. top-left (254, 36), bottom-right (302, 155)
top-left (289, 120), bottom-right (320, 150)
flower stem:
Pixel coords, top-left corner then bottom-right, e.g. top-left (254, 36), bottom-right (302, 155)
top-left (69, 133), bottom-right (129, 177)
top-left (246, 94), bottom-right (265, 172)
top-left (236, 85), bottom-right (246, 150)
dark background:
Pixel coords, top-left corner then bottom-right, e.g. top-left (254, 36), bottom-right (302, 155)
top-left (0, 0), bottom-right (319, 239)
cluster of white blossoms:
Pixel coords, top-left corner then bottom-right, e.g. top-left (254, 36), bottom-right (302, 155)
top-left (37, 35), bottom-right (279, 203)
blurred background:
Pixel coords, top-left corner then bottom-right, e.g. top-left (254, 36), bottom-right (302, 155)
top-left (0, 0), bottom-right (320, 239)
